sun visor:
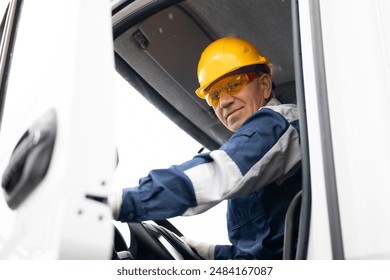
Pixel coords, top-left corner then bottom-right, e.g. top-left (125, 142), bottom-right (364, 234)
top-left (133, 5), bottom-right (211, 96)
top-left (115, 4), bottom-right (233, 149)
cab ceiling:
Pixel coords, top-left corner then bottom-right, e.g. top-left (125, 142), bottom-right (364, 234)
top-left (114, 0), bottom-right (294, 150)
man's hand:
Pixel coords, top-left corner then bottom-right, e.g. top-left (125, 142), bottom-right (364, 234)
top-left (107, 189), bottom-right (123, 220)
top-left (181, 236), bottom-right (215, 260)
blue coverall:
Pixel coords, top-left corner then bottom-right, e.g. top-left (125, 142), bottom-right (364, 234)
top-left (118, 98), bottom-right (302, 259)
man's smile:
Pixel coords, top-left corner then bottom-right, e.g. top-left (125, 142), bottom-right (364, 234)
top-left (224, 107), bottom-right (243, 121)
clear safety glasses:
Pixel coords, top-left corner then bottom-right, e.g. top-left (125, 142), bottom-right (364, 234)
top-left (204, 73), bottom-right (258, 106)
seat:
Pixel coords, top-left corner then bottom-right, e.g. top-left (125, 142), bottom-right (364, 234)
top-left (275, 81), bottom-right (297, 104)
top-left (283, 189), bottom-right (302, 259)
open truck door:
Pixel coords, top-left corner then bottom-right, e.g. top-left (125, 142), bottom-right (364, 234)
top-left (0, 0), bottom-right (116, 259)
top-left (295, 0), bottom-right (390, 259)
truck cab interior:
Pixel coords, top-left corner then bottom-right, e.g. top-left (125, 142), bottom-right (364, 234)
top-left (2, 0), bottom-right (389, 262)
top-left (113, 0), bottom-right (296, 150)
top-left (111, 0), bottom-right (308, 260)
top-left (0, 0), bottom-right (308, 260)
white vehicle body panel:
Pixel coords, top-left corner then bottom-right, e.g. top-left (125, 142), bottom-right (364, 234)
top-left (0, 0), bottom-right (116, 259)
top-left (321, 0), bottom-right (390, 259)
top-left (299, 0), bottom-right (390, 259)
top-left (298, 0), bottom-right (332, 259)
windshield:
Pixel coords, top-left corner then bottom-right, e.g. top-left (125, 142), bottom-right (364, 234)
top-left (113, 74), bottom-right (229, 245)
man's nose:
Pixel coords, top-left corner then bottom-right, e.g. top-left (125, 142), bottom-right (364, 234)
top-left (219, 92), bottom-right (235, 108)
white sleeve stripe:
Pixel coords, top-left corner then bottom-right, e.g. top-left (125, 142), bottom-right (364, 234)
top-left (184, 150), bottom-right (243, 205)
top-left (229, 125), bottom-right (301, 196)
top-left (182, 125), bottom-right (301, 215)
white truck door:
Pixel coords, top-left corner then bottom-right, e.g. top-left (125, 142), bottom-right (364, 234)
top-left (298, 0), bottom-right (390, 259)
top-left (0, 0), bottom-right (116, 259)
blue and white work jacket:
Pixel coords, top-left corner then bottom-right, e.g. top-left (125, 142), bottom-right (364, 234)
top-left (118, 98), bottom-right (302, 259)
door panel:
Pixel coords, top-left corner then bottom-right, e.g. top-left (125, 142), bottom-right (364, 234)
top-left (0, 0), bottom-right (116, 259)
top-left (299, 0), bottom-right (390, 259)
top-left (320, 0), bottom-right (390, 259)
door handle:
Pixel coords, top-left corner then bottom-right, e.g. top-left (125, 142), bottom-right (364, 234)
top-left (2, 109), bottom-right (57, 209)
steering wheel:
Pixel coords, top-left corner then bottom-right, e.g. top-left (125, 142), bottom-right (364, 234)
top-left (112, 219), bottom-right (202, 260)
top-left (112, 224), bottom-right (134, 260)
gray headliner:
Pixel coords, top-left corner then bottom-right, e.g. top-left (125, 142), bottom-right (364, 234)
top-left (113, 0), bottom-right (295, 149)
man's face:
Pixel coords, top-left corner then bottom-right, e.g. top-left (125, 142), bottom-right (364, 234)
top-left (211, 73), bottom-right (272, 132)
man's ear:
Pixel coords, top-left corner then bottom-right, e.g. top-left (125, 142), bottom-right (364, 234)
top-left (260, 74), bottom-right (273, 100)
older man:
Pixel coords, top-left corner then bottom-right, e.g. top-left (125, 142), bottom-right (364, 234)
top-left (111, 37), bottom-right (302, 260)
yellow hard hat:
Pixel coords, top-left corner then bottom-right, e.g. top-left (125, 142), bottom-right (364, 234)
top-left (195, 37), bottom-right (270, 98)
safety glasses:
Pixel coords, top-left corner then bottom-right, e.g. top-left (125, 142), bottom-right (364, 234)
top-left (205, 73), bottom-right (258, 106)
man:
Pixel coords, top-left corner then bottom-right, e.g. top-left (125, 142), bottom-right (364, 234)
top-left (110, 37), bottom-right (301, 259)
